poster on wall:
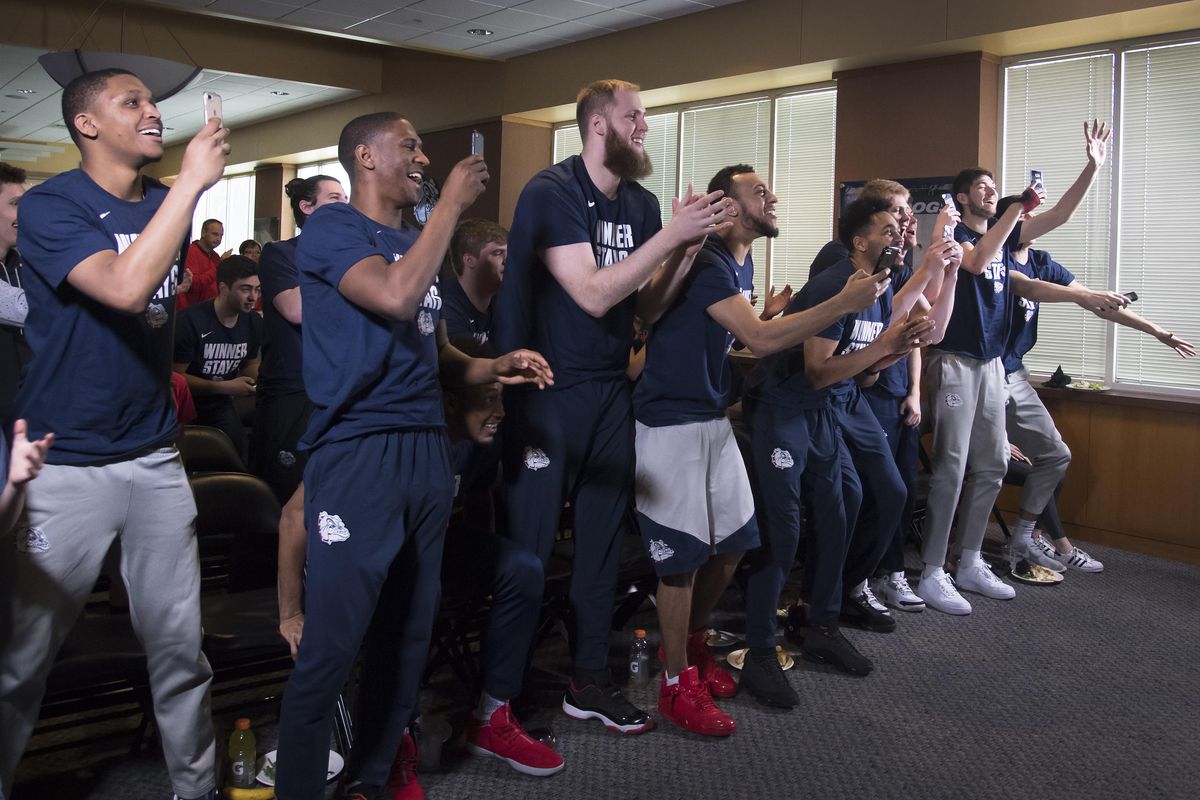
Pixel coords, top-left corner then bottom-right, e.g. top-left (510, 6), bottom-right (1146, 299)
top-left (840, 177), bottom-right (956, 259)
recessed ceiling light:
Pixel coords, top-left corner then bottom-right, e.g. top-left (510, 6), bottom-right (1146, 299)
top-left (467, 28), bottom-right (493, 36)
top-left (16, 89), bottom-right (35, 95)
top-left (270, 90), bottom-right (290, 96)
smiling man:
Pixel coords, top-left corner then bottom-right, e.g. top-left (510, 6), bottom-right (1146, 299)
top-left (443, 218), bottom-right (507, 345)
top-left (0, 67), bottom-right (229, 800)
top-left (0, 162), bottom-right (30, 425)
top-left (179, 217), bottom-right (224, 310)
top-left (495, 79), bottom-right (734, 735)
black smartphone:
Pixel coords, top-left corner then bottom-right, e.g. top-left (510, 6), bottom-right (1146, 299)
top-left (874, 246), bottom-right (900, 276)
top-left (1124, 291), bottom-right (1139, 302)
top-left (1030, 169), bottom-right (1043, 189)
top-left (471, 129), bottom-right (484, 158)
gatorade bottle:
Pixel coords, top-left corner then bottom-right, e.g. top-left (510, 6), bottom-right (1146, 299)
top-left (228, 718), bottom-right (257, 788)
top-left (628, 629), bottom-right (650, 686)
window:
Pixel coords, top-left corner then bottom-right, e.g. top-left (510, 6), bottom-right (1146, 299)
top-left (551, 87), bottom-right (837, 302)
top-left (192, 173), bottom-right (255, 255)
top-left (296, 159), bottom-right (351, 202)
top-left (1003, 37), bottom-right (1200, 392)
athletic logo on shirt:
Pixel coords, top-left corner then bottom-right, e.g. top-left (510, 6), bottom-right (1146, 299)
top-left (594, 221), bottom-right (635, 267)
top-left (277, 450), bottom-right (296, 468)
top-left (15, 526), bottom-right (49, 553)
top-left (317, 511), bottom-right (350, 545)
top-left (200, 342), bottom-right (250, 377)
top-left (523, 446), bottom-right (550, 471)
top-left (1018, 296), bottom-right (1036, 322)
top-left (145, 302), bottom-right (168, 329)
top-left (648, 539), bottom-right (675, 563)
top-left (984, 255), bottom-right (1007, 294)
top-left (417, 309), bottom-right (435, 336)
top-left (944, 393), bottom-right (963, 408)
top-left (114, 232), bottom-right (179, 327)
top-left (770, 448), bottom-right (794, 469)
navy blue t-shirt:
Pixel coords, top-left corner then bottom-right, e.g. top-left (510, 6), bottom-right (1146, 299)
top-left (935, 219), bottom-right (1021, 360)
top-left (494, 156), bottom-right (662, 389)
top-left (441, 272), bottom-right (491, 346)
top-left (258, 237), bottom-right (304, 394)
top-left (1003, 247), bottom-right (1075, 373)
top-left (634, 237), bottom-right (751, 426)
top-left (0, 426), bottom-right (8, 489)
top-left (808, 240), bottom-right (849, 282)
top-left (870, 264), bottom-right (914, 397)
top-left (174, 300), bottom-right (262, 417)
top-left (15, 170), bottom-right (182, 464)
top-left (450, 438), bottom-right (500, 502)
top-left (751, 258), bottom-right (893, 410)
top-left (296, 203), bottom-right (441, 449)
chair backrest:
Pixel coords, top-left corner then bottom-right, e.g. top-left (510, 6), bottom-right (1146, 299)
top-left (190, 472), bottom-right (281, 592)
top-left (179, 425), bottom-right (247, 474)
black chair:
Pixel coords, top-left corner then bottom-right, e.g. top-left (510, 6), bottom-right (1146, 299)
top-left (179, 425), bottom-right (247, 475)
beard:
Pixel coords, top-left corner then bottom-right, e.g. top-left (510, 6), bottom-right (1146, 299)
top-left (603, 127), bottom-right (652, 181)
top-left (749, 214), bottom-right (779, 239)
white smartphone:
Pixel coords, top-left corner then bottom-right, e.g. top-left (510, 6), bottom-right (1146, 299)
top-left (202, 91), bottom-right (223, 124)
top-left (471, 129), bottom-right (484, 158)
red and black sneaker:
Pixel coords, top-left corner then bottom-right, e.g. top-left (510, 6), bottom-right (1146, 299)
top-left (658, 665), bottom-right (736, 737)
top-left (562, 673), bottom-right (654, 735)
top-left (383, 732), bottom-right (424, 800)
top-left (466, 703), bottom-right (565, 777)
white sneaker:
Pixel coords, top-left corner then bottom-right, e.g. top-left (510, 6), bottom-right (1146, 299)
top-left (876, 574), bottom-right (926, 612)
top-left (1013, 536), bottom-right (1066, 573)
top-left (861, 583), bottom-right (889, 612)
top-left (915, 569), bottom-right (972, 615)
top-left (956, 560), bottom-right (1016, 600)
top-left (1058, 546), bottom-right (1104, 573)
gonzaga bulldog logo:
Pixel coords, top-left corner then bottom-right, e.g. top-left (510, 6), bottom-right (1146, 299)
top-left (648, 539), bottom-right (675, 563)
top-left (318, 511), bottom-right (350, 545)
top-left (523, 447), bottom-right (550, 471)
top-left (770, 448), bottom-right (794, 469)
top-left (417, 309), bottom-right (435, 336)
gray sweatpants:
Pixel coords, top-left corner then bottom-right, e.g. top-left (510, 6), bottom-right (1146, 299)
top-left (0, 447), bottom-right (215, 799)
top-left (1004, 367), bottom-right (1072, 517)
top-left (921, 352), bottom-right (1009, 566)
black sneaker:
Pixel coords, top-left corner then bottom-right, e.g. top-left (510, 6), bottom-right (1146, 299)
top-left (801, 623), bottom-right (873, 676)
top-left (840, 587), bottom-right (897, 633)
top-left (562, 674), bottom-right (655, 734)
top-left (782, 604), bottom-right (809, 650)
top-left (738, 646), bottom-right (799, 709)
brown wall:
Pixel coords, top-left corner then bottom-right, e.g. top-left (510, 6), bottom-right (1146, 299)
top-left (408, 120), bottom-right (503, 226)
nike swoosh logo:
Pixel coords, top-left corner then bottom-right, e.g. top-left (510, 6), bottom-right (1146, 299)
top-left (587, 201), bottom-right (595, 207)
top-left (99, 211), bottom-right (111, 219)
top-left (201, 331), bottom-right (213, 338)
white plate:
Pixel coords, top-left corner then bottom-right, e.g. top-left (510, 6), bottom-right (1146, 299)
top-left (257, 749), bottom-right (344, 786)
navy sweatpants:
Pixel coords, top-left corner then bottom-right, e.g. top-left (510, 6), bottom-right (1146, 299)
top-left (862, 387), bottom-right (920, 574)
top-left (835, 390), bottom-right (908, 593)
top-left (503, 378), bottom-right (633, 671)
top-left (442, 527), bottom-right (544, 700)
top-left (276, 429), bottom-right (452, 800)
top-left (744, 401), bottom-right (859, 643)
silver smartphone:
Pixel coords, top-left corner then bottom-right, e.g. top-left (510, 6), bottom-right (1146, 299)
top-left (471, 129), bottom-right (484, 158)
top-left (202, 91), bottom-right (223, 124)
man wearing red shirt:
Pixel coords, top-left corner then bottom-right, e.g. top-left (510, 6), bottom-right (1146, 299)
top-left (179, 218), bottom-right (222, 310)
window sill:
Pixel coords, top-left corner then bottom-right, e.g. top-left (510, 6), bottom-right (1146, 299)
top-left (1032, 380), bottom-right (1200, 415)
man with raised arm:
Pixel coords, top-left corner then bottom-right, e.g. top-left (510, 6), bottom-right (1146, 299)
top-left (494, 79), bottom-right (732, 734)
top-left (0, 68), bottom-right (229, 800)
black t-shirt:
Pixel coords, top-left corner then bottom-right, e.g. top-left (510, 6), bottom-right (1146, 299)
top-left (174, 300), bottom-right (262, 416)
top-left (258, 237), bottom-right (303, 394)
top-left (441, 272), bottom-right (492, 346)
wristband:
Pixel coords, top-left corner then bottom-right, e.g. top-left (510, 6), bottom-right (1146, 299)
top-left (1020, 187), bottom-right (1042, 213)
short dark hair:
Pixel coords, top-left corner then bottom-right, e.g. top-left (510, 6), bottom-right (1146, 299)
top-left (450, 219), bottom-right (508, 276)
top-left (707, 164), bottom-right (756, 198)
top-left (838, 196), bottom-right (894, 249)
top-left (0, 162), bottom-right (26, 186)
top-left (284, 174), bottom-right (340, 225)
top-left (202, 219), bottom-right (223, 232)
top-left (61, 68), bottom-right (137, 146)
top-left (238, 239), bottom-right (260, 255)
top-left (951, 168), bottom-right (993, 210)
top-left (575, 79), bottom-right (640, 139)
top-left (216, 255), bottom-right (258, 289)
top-left (338, 112), bottom-right (406, 177)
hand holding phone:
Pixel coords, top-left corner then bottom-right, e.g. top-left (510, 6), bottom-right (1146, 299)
top-left (1030, 169), bottom-right (1043, 191)
top-left (874, 245), bottom-right (900, 275)
top-left (202, 91), bottom-right (223, 124)
top-left (471, 129), bottom-right (484, 158)
top-left (1124, 291), bottom-right (1139, 302)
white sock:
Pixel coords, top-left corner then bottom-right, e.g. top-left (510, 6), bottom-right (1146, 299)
top-left (475, 690), bottom-right (506, 721)
top-left (960, 549), bottom-right (982, 570)
top-left (664, 671), bottom-right (680, 687)
top-left (1013, 518), bottom-right (1036, 546)
top-left (890, 570), bottom-right (906, 582)
top-left (922, 564), bottom-right (942, 580)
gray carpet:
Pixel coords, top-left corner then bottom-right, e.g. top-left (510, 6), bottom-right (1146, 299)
top-left (15, 538), bottom-right (1200, 800)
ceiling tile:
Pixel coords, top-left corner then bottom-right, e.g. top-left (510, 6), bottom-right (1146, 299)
top-left (207, 0), bottom-right (297, 19)
top-left (512, 0), bottom-right (609, 20)
top-left (306, 0), bottom-right (412, 18)
top-left (538, 18), bottom-right (614, 39)
top-left (622, 0), bottom-right (707, 19)
top-left (577, 7), bottom-right (655, 29)
top-left (279, 6), bottom-right (363, 30)
top-left (404, 0), bottom-right (501, 21)
top-left (350, 20), bottom-right (429, 40)
top-left (405, 30), bottom-right (494, 50)
top-left (374, 9), bottom-right (462, 31)
top-left (468, 8), bottom-right (563, 33)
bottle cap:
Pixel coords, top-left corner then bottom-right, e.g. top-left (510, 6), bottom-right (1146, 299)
top-left (235, 718), bottom-right (251, 730)
top-left (634, 629), bottom-right (646, 638)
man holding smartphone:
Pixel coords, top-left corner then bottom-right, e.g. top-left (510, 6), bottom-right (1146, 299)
top-left (918, 120), bottom-right (1112, 615)
top-left (0, 68), bottom-right (229, 800)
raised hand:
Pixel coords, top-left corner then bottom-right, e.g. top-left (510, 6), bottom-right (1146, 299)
top-left (932, 201), bottom-right (961, 243)
top-left (177, 117), bottom-right (231, 194)
top-left (837, 269), bottom-right (889, 314)
top-left (8, 419), bottom-right (54, 486)
top-left (667, 188), bottom-right (733, 248)
top-left (492, 348), bottom-right (555, 389)
top-left (1156, 331), bottom-right (1196, 358)
top-left (441, 155), bottom-right (490, 214)
top-left (880, 315), bottom-right (935, 356)
top-left (1078, 289), bottom-right (1129, 314)
top-left (1084, 118), bottom-right (1112, 168)
top-left (762, 283), bottom-right (793, 319)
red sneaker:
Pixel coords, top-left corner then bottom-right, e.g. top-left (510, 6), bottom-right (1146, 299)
top-left (658, 666), bottom-right (736, 737)
top-left (659, 631), bottom-right (737, 698)
top-left (466, 704), bottom-right (566, 777)
top-left (384, 732), bottom-right (424, 800)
